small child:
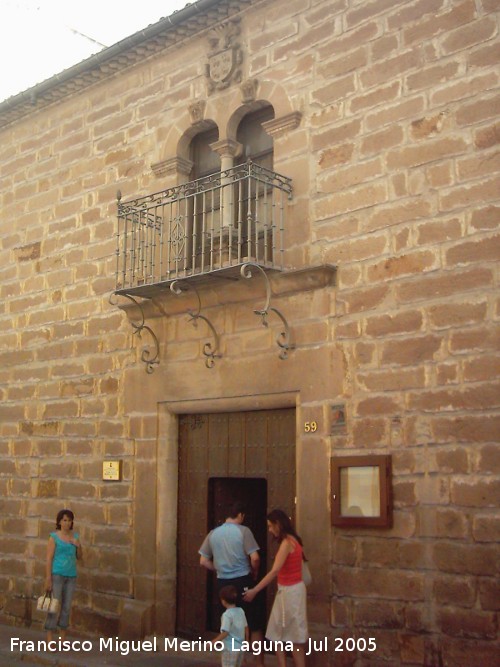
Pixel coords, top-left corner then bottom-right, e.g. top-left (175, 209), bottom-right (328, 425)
top-left (213, 585), bottom-right (249, 667)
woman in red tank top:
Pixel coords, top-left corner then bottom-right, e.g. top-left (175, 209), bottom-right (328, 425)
top-left (243, 509), bottom-right (308, 667)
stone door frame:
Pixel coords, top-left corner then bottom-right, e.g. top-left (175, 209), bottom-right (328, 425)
top-left (154, 391), bottom-right (297, 636)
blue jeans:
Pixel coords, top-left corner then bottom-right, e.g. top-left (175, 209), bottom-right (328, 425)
top-left (44, 575), bottom-right (77, 631)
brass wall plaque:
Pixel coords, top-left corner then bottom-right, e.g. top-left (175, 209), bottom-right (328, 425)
top-left (102, 460), bottom-right (122, 481)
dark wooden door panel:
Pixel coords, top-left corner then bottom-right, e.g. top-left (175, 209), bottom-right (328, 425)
top-left (176, 408), bottom-right (295, 638)
top-left (228, 413), bottom-right (245, 476)
top-left (177, 415), bottom-right (209, 637)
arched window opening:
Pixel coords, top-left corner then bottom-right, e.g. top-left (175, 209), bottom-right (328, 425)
top-left (190, 126), bottom-right (221, 180)
top-left (236, 106), bottom-right (274, 170)
top-left (188, 127), bottom-right (221, 271)
top-left (235, 106), bottom-right (275, 262)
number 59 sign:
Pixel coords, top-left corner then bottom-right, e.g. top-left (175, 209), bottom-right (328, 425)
top-left (304, 421), bottom-right (318, 433)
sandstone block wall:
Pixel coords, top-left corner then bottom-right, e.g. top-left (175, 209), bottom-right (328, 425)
top-left (0, 0), bottom-right (498, 663)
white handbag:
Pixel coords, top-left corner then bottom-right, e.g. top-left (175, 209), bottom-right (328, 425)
top-left (37, 592), bottom-right (60, 614)
top-left (302, 560), bottom-right (312, 586)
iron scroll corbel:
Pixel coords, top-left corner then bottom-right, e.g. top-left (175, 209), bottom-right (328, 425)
top-left (109, 292), bottom-right (160, 373)
top-left (240, 263), bottom-right (293, 360)
top-left (170, 280), bottom-right (221, 368)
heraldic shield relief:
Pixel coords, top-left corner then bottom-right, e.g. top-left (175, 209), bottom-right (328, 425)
top-left (209, 48), bottom-right (236, 85)
top-left (206, 19), bottom-right (243, 92)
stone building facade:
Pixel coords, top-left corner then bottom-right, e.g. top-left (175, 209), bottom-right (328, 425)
top-left (0, 0), bottom-right (499, 665)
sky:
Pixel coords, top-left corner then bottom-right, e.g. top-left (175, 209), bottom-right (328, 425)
top-left (0, 0), bottom-right (190, 102)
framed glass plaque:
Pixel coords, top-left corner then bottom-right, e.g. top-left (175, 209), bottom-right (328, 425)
top-left (331, 455), bottom-right (392, 527)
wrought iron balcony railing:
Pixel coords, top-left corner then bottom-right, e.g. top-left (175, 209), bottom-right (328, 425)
top-left (115, 161), bottom-right (292, 297)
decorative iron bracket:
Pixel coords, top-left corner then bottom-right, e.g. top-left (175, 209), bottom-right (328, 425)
top-left (240, 263), bottom-right (293, 360)
top-left (109, 292), bottom-right (160, 374)
top-left (170, 280), bottom-right (222, 368)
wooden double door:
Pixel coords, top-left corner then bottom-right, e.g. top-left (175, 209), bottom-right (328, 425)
top-left (176, 408), bottom-right (296, 638)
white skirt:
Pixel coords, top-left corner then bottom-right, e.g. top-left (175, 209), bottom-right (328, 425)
top-left (266, 582), bottom-right (308, 644)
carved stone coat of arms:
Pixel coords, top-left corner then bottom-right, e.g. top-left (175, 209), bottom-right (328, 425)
top-left (205, 19), bottom-right (243, 93)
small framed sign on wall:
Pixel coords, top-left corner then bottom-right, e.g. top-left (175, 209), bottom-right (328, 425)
top-left (331, 455), bottom-right (392, 528)
top-left (102, 460), bottom-right (122, 482)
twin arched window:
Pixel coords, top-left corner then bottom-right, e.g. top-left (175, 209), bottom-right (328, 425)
top-left (186, 106), bottom-right (276, 269)
top-left (189, 106), bottom-right (274, 181)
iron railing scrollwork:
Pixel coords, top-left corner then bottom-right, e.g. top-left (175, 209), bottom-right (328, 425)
top-left (109, 292), bottom-right (160, 373)
top-left (241, 262), bottom-right (293, 360)
top-left (170, 280), bottom-right (221, 368)
top-left (110, 263), bottom-right (294, 372)
top-left (111, 162), bottom-right (294, 371)
top-left (115, 161), bottom-right (292, 293)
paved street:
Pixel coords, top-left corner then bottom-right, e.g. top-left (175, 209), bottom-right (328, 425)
top-left (0, 655), bottom-right (45, 667)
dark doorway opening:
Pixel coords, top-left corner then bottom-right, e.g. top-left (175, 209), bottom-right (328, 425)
top-left (206, 477), bottom-right (268, 632)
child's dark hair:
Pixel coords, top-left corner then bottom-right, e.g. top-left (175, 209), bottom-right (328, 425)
top-left (56, 509), bottom-right (74, 530)
top-left (219, 585), bottom-right (238, 605)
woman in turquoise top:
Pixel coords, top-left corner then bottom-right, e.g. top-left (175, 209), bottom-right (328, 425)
top-left (44, 509), bottom-right (82, 642)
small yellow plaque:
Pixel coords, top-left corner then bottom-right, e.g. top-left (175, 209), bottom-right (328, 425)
top-left (102, 460), bottom-right (122, 481)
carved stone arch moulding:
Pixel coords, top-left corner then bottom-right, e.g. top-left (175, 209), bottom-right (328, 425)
top-left (221, 79), bottom-right (300, 143)
top-left (151, 109), bottom-right (217, 178)
top-left (151, 156), bottom-right (193, 179)
top-left (150, 111), bottom-right (192, 178)
top-left (261, 111), bottom-right (302, 139)
top-left (225, 101), bottom-right (275, 144)
top-left (151, 79), bottom-right (300, 177)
